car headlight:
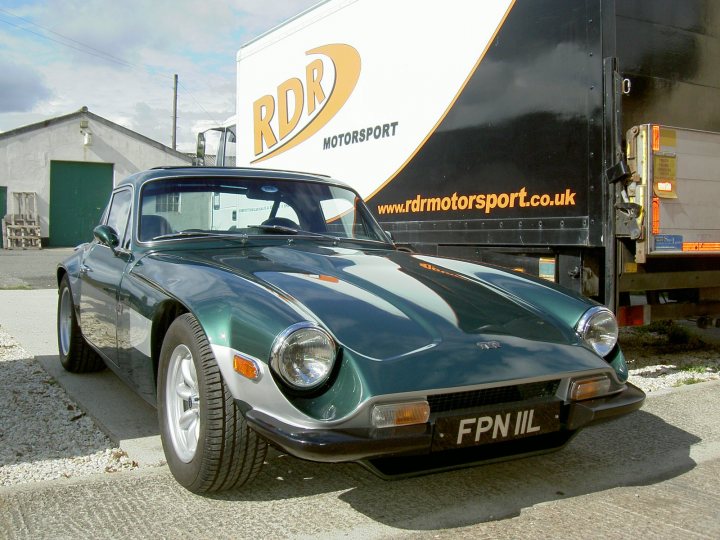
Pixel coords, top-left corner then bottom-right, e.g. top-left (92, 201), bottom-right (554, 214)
top-left (270, 322), bottom-right (337, 390)
top-left (576, 306), bottom-right (618, 357)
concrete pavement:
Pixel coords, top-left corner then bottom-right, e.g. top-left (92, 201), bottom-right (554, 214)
top-left (0, 248), bottom-right (75, 289)
top-left (1, 380), bottom-right (719, 538)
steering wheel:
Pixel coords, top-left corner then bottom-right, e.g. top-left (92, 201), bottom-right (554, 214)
top-left (261, 217), bottom-right (299, 229)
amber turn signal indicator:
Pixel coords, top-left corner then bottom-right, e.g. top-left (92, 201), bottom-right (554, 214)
top-left (372, 401), bottom-right (430, 428)
top-left (234, 354), bottom-right (260, 380)
top-left (569, 376), bottom-right (611, 401)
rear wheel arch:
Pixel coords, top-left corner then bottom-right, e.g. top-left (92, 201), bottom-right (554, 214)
top-left (56, 267), bottom-right (67, 288)
top-left (57, 274), bottom-right (105, 373)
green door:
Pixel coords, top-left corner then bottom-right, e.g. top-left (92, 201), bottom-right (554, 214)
top-left (49, 161), bottom-right (113, 247)
top-left (0, 186), bottom-right (6, 219)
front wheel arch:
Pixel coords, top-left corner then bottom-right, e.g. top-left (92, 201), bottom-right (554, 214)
top-left (150, 300), bottom-right (188, 384)
top-left (157, 313), bottom-right (267, 492)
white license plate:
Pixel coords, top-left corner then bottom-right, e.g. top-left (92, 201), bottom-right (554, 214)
top-left (433, 402), bottom-right (562, 450)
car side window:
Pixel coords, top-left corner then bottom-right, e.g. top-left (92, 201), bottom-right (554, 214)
top-left (321, 196), bottom-right (374, 239)
top-left (106, 189), bottom-right (132, 246)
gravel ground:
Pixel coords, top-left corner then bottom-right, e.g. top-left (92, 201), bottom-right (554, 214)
top-left (0, 321), bottom-right (717, 489)
top-left (0, 327), bottom-right (143, 487)
top-left (621, 323), bottom-right (720, 392)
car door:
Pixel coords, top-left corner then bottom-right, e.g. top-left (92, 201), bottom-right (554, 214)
top-left (78, 187), bottom-right (133, 366)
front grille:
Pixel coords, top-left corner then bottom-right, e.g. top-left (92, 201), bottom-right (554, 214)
top-left (427, 380), bottom-right (560, 413)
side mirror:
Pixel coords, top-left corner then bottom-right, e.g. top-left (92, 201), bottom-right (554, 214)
top-left (196, 132), bottom-right (206, 166)
top-left (93, 225), bottom-right (119, 249)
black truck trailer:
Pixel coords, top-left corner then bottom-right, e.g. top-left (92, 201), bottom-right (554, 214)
top-left (203, 0), bottom-right (720, 324)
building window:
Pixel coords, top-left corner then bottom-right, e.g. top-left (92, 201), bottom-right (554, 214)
top-left (155, 193), bottom-right (180, 213)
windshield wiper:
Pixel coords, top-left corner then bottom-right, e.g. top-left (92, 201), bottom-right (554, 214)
top-left (150, 230), bottom-right (247, 241)
top-left (248, 224), bottom-right (300, 235)
top-left (248, 224), bottom-right (343, 243)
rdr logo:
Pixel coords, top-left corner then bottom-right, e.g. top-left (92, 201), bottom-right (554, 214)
top-left (252, 43), bottom-right (361, 163)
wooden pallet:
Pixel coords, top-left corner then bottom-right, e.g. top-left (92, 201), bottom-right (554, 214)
top-left (4, 192), bottom-right (42, 249)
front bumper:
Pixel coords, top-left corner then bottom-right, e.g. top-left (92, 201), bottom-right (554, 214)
top-left (242, 382), bottom-right (646, 466)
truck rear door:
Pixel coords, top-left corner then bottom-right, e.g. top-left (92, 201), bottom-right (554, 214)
top-left (627, 124), bottom-right (720, 260)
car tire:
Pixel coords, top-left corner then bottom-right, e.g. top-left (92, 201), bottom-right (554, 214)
top-left (57, 275), bottom-right (106, 373)
top-left (158, 313), bottom-right (267, 493)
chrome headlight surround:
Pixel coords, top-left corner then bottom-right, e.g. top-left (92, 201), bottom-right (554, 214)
top-left (576, 306), bottom-right (619, 357)
top-left (270, 322), bottom-right (337, 391)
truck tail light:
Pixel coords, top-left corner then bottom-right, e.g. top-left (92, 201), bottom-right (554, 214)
top-left (651, 196), bottom-right (660, 234)
top-left (652, 124), bottom-right (661, 152)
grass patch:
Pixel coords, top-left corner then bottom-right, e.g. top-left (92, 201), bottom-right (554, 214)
top-left (677, 365), bottom-right (711, 374)
top-left (629, 320), bottom-right (705, 348)
top-left (673, 377), bottom-right (706, 387)
top-left (667, 325), bottom-right (696, 345)
top-left (645, 320), bottom-right (675, 334)
top-left (0, 284), bottom-right (31, 290)
top-left (619, 319), bottom-right (720, 370)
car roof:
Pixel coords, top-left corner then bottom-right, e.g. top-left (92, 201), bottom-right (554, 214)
top-left (116, 166), bottom-right (346, 190)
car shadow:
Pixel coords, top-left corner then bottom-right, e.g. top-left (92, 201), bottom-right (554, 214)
top-left (35, 354), bottom-right (160, 442)
top-left (337, 410), bottom-right (699, 529)
top-left (210, 409), bottom-right (699, 530)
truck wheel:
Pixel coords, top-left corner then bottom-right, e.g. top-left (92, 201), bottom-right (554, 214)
top-left (158, 313), bottom-right (267, 493)
top-left (57, 276), bottom-right (106, 373)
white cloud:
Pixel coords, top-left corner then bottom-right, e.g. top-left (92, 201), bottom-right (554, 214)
top-left (0, 60), bottom-right (52, 112)
top-left (0, 0), bottom-right (319, 150)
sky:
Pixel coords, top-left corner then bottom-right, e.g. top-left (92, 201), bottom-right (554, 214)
top-left (0, 0), bottom-right (319, 153)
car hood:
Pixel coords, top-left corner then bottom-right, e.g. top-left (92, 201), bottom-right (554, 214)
top-left (157, 243), bottom-right (597, 367)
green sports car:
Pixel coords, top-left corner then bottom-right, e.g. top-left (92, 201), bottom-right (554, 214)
top-left (57, 167), bottom-right (644, 493)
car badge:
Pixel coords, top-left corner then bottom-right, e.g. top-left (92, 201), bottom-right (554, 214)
top-left (476, 340), bottom-right (501, 350)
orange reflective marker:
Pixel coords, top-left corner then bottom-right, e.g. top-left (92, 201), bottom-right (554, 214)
top-left (651, 197), bottom-right (660, 235)
top-left (682, 243), bottom-right (720, 252)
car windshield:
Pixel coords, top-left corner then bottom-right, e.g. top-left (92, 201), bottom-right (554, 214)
top-left (138, 176), bottom-right (389, 244)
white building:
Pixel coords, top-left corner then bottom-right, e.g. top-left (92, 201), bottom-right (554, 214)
top-left (0, 107), bottom-right (192, 247)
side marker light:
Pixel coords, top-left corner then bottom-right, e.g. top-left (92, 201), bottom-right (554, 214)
top-left (234, 354), bottom-right (260, 380)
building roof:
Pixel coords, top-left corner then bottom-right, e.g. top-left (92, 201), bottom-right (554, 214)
top-left (0, 106), bottom-right (191, 162)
